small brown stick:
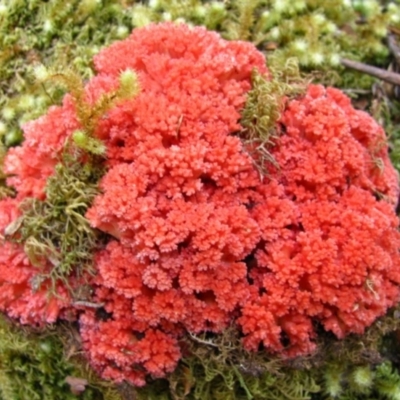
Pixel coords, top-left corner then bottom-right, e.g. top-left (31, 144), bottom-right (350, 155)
top-left (188, 332), bottom-right (219, 347)
top-left (341, 88), bottom-right (371, 95)
top-left (388, 34), bottom-right (400, 65)
top-left (341, 58), bottom-right (400, 86)
top-left (389, 26), bottom-right (400, 36)
top-left (72, 301), bottom-right (105, 308)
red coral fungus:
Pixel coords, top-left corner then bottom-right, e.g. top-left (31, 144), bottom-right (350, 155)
top-left (238, 85), bottom-right (400, 356)
top-left (4, 99), bottom-right (79, 200)
top-left (2, 21), bottom-right (400, 386)
top-left (79, 276), bottom-right (181, 384)
top-left (83, 23), bottom-right (400, 369)
top-left (80, 22), bottom-right (267, 383)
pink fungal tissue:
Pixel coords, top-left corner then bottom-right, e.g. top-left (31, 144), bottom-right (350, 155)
top-left (1, 22), bottom-right (400, 385)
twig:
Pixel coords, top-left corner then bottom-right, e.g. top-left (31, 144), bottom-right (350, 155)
top-left (341, 88), bottom-right (371, 95)
top-left (389, 26), bottom-right (400, 36)
top-left (188, 332), bottom-right (219, 348)
top-left (72, 301), bottom-right (105, 308)
top-left (341, 58), bottom-right (400, 86)
top-left (388, 34), bottom-right (400, 65)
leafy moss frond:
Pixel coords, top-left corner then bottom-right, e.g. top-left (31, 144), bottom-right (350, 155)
top-left (323, 365), bottom-right (343, 398)
top-left (224, 0), bottom-right (261, 41)
top-left (73, 130), bottom-right (107, 155)
top-left (350, 365), bottom-right (374, 394)
top-left (0, 142), bottom-right (14, 200)
top-left (7, 65), bottom-right (141, 289)
top-left (45, 68), bottom-right (87, 121)
top-left (47, 66), bottom-right (140, 134)
top-left (240, 57), bottom-right (307, 176)
top-left (7, 148), bottom-right (105, 290)
top-left (375, 362), bottom-right (400, 400)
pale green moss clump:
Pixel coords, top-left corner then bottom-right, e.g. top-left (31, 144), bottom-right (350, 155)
top-left (0, 0), bottom-right (136, 148)
top-left (129, 0), bottom-right (400, 89)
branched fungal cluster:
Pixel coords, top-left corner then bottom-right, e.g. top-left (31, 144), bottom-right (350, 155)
top-left (0, 2), bottom-right (400, 399)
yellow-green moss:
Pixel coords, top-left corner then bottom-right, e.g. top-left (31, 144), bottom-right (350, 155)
top-left (0, 0), bottom-right (137, 147)
top-left (240, 57), bottom-right (306, 174)
top-left (0, 316), bottom-right (121, 400)
top-left (1, 2), bottom-right (400, 400)
top-left (10, 149), bottom-right (104, 290)
top-left (133, 305), bottom-right (400, 400)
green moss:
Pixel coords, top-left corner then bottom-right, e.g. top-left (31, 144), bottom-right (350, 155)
top-left (0, 316), bottom-right (121, 400)
top-left (1, 0), bottom-right (399, 151)
top-left (240, 57), bottom-right (306, 174)
top-left (0, 142), bottom-right (14, 200)
top-left (1, 1), bottom-right (400, 399)
top-left (374, 362), bottom-right (400, 400)
top-left (0, 0), bottom-right (136, 147)
top-left (47, 67), bottom-right (140, 141)
top-left (0, 0), bottom-right (400, 148)
top-left (135, 327), bottom-right (319, 400)
top-left (7, 149), bottom-right (104, 290)
top-left (223, 0), bottom-right (263, 41)
top-left (2, 303), bottom-right (394, 400)
top-left (129, 0), bottom-right (399, 89)
top-left (382, 99), bottom-right (400, 173)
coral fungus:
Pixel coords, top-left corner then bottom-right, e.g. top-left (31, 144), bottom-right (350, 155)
top-left (4, 100), bottom-right (80, 200)
top-left (1, 21), bottom-right (399, 387)
top-left (84, 23), bottom-right (400, 375)
top-left (239, 85), bottom-right (400, 356)
top-left (82, 22), bottom-right (267, 382)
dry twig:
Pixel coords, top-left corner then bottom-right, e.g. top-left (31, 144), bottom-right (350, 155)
top-left (341, 58), bottom-right (400, 86)
top-left (388, 34), bottom-right (400, 65)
